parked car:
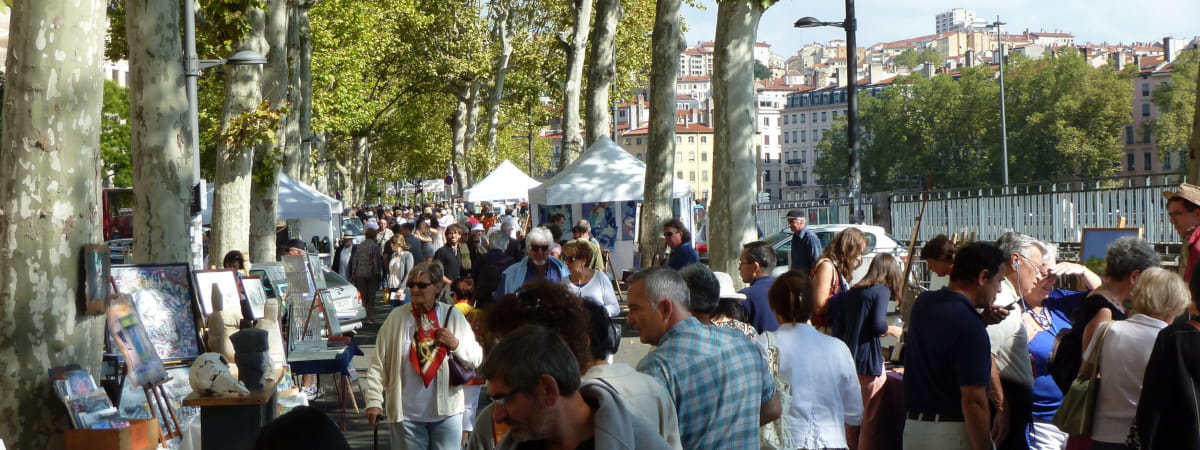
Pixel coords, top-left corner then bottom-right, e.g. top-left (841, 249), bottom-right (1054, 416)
top-left (763, 224), bottom-right (909, 283)
top-left (251, 262), bottom-right (366, 333)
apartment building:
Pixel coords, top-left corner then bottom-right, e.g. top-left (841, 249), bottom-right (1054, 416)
top-left (621, 123), bottom-right (716, 205)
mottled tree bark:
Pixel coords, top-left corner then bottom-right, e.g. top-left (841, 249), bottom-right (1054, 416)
top-left (463, 81), bottom-right (482, 192)
top-left (639, 0), bottom-right (684, 268)
top-left (249, 0), bottom-right (292, 263)
top-left (585, 0), bottom-right (622, 148)
top-left (0, 1), bottom-right (107, 447)
top-left (450, 82), bottom-right (472, 198)
top-left (483, 5), bottom-right (512, 164)
top-left (282, 0), bottom-right (304, 183)
top-left (708, 0), bottom-right (766, 285)
top-left (557, 0), bottom-right (593, 168)
top-left (210, 7), bottom-right (267, 268)
top-left (127, 0), bottom-right (193, 264)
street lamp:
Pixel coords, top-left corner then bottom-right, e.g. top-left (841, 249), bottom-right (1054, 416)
top-left (796, 4), bottom-right (862, 223)
top-left (988, 18), bottom-right (1011, 186)
top-left (183, 0), bottom-right (266, 269)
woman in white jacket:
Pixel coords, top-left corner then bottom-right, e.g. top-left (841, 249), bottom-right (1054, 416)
top-left (364, 261), bottom-right (483, 450)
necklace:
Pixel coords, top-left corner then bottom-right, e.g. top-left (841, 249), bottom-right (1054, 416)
top-left (1026, 305), bottom-right (1055, 333)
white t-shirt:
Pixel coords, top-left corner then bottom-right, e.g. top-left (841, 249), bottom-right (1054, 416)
top-left (563, 270), bottom-right (620, 317)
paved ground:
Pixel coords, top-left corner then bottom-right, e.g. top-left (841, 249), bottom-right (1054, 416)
top-left (306, 295), bottom-right (652, 449)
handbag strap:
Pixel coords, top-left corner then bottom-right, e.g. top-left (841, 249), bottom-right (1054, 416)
top-left (1189, 319), bottom-right (1200, 332)
top-left (1080, 320), bottom-right (1114, 380)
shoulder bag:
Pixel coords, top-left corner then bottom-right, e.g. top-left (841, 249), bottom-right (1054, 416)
top-left (442, 306), bottom-right (476, 386)
top-left (1052, 320), bottom-right (1114, 435)
top-left (760, 331), bottom-right (796, 450)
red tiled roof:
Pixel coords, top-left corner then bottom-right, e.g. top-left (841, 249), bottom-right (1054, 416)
top-left (623, 123), bottom-right (714, 136)
top-left (1032, 31), bottom-right (1073, 38)
top-left (677, 75), bottom-right (710, 82)
top-left (676, 94), bottom-right (695, 100)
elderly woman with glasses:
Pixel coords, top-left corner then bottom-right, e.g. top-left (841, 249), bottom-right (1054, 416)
top-left (561, 240), bottom-right (620, 317)
top-left (363, 261), bottom-right (483, 450)
top-left (498, 227), bottom-right (569, 296)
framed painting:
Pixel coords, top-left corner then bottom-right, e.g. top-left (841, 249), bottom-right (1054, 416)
top-left (621, 201), bottom-right (639, 241)
top-left (583, 202), bottom-right (618, 250)
top-left (82, 244), bottom-right (111, 315)
top-left (193, 269), bottom-right (245, 318)
top-left (109, 263), bottom-right (203, 363)
top-left (1080, 228), bottom-right (1143, 274)
top-left (106, 293), bottom-right (167, 387)
top-left (240, 276), bottom-right (268, 320)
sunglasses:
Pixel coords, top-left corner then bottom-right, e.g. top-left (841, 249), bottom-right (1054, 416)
top-left (564, 256), bottom-right (580, 262)
top-left (530, 244), bottom-right (550, 252)
top-left (406, 281), bottom-right (435, 290)
top-left (662, 231), bottom-right (676, 238)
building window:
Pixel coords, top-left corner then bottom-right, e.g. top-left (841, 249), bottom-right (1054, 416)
top-left (801, 130), bottom-right (806, 142)
top-left (689, 171), bottom-right (696, 181)
top-left (802, 171), bottom-right (808, 184)
top-left (783, 115), bottom-right (789, 125)
top-left (676, 136), bottom-right (682, 143)
top-left (701, 171), bottom-right (708, 181)
top-left (700, 136), bottom-right (707, 143)
top-left (798, 114), bottom-right (804, 123)
top-left (832, 110), bottom-right (839, 119)
top-left (811, 113), bottom-right (817, 122)
top-left (688, 151), bottom-right (695, 161)
top-left (802, 150), bottom-right (807, 163)
top-left (1142, 83), bottom-right (1150, 96)
top-left (1142, 124), bottom-right (1152, 144)
top-left (764, 117), bottom-right (770, 127)
top-left (1125, 126), bottom-right (1134, 145)
top-left (624, 138), bottom-right (631, 145)
top-left (1164, 152), bottom-right (1172, 170)
top-left (764, 135), bottom-right (770, 145)
top-left (1127, 153), bottom-right (1135, 171)
top-left (764, 153), bottom-right (770, 163)
top-left (675, 151), bottom-right (681, 160)
top-left (822, 111), bottom-right (828, 122)
top-left (784, 133), bottom-right (790, 144)
top-left (636, 137), bottom-right (643, 145)
top-left (1144, 152), bottom-right (1152, 170)
top-left (636, 153), bottom-right (643, 160)
top-left (678, 171), bottom-right (684, 178)
top-left (688, 136), bottom-right (695, 143)
top-left (1142, 103), bottom-right (1151, 117)
top-left (792, 131), bottom-right (798, 142)
top-left (701, 152), bottom-right (708, 162)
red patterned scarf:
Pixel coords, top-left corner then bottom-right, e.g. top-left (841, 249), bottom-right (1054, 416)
top-left (409, 306), bottom-right (447, 387)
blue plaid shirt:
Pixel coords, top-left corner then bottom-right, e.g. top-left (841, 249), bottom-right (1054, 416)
top-left (637, 317), bottom-right (775, 449)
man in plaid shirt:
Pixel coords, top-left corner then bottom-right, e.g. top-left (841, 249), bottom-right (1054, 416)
top-left (627, 267), bottom-right (780, 449)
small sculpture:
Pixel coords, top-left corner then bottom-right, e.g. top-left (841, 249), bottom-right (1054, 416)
top-left (205, 283), bottom-right (239, 363)
top-left (230, 328), bottom-right (272, 390)
top-left (189, 353), bottom-right (250, 395)
top-left (256, 299), bottom-right (286, 372)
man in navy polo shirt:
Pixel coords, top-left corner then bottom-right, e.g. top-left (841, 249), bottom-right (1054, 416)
top-left (903, 242), bottom-right (1007, 450)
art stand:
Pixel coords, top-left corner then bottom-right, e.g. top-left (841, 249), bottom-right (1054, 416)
top-left (143, 380), bottom-right (182, 445)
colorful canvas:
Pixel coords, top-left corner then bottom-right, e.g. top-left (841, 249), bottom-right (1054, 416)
top-left (82, 244), bottom-right (111, 315)
top-left (106, 293), bottom-right (168, 386)
top-left (109, 264), bottom-right (203, 362)
top-left (622, 201), bottom-right (639, 241)
top-left (583, 202), bottom-right (618, 250)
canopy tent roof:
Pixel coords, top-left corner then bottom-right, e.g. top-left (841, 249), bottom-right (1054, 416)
top-left (464, 160), bottom-right (541, 202)
top-left (202, 173), bottom-right (342, 224)
top-left (528, 136), bottom-right (691, 205)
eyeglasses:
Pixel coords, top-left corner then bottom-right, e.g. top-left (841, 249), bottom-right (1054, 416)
top-left (487, 386), bottom-right (524, 406)
top-left (530, 244), bottom-right (550, 252)
top-left (662, 231), bottom-right (676, 238)
top-left (564, 256), bottom-right (580, 262)
top-left (1017, 253), bottom-right (1048, 276)
top-left (407, 281), bottom-right (435, 290)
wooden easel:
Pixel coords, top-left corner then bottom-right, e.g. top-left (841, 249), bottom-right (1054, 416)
top-left (603, 250), bottom-right (624, 301)
top-left (144, 379), bottom-right (182, 445)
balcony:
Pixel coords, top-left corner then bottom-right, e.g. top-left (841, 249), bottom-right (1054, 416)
top-left (786, 159), bottom-right (803, 165)
top-left (786, 180), bottom-right (804, 187)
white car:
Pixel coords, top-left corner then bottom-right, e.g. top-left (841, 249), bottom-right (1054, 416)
top-left (251, 262), bottom-right (366, 333)
top-left (763, 224), bottom-right (909, 283)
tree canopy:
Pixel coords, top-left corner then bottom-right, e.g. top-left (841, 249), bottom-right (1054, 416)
top-left (815, 49), bottom-right (1133, 191)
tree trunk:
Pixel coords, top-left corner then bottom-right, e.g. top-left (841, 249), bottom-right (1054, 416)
top-left (312, 134), bottom-right (329, 193)
top-left (639, 0), bottom-right (684, 268)
top-left (347, 134), bottom-right (369, 206)
top-left (0, 1), bottom-right (107, 447)
top-left (450, 83), bottom-right (471, 198)
top-left (557, 0), bottom-right (593, 168)
top-left (584, 0), bottom-right (622, 148)
top-left (210, 7), bottom-right (267, 269)
top-left (483, 5), bottom-right (512, 164)
top-left (463, 81), bottom-right (483, 193)
top-left (127, 0), bottom-right (193, 264)
top-left (249, 0), bottom-right (292, 264)
top-left (298, 3), bottom-right (316, 184)
top-left (708, 1), bottom-right (765, 285)
top-left (282, 0), bottom-right (304, 183)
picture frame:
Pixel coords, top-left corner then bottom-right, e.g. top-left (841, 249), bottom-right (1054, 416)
top-left (82, 244), bottom-right (111, 315)
top-left (1080, 227), bottom-right (1143, 274)
top-left (193, 269), bottom-right (246, 318)
top-left (308, 254), bottom-right (327, 290)
top-left (109, 263), bottom-right (204, 363)
top-left (105, 293), bottom-right (167, 387)
top-left (240, 276), bottom-right (268, 320)
top-left (583, 202), bottom-right (618, 250)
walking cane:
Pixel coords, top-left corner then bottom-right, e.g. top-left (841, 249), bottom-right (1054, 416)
top-left (374, 414), bottom-right (386, 450)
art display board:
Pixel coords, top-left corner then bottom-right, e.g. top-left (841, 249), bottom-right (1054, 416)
top-left (240, 276), bottom-right (268, 320)
top-left (1080, 227), bottom-right (1143, 274)
top-left (281, 255), bottom-right (315, 296)
top-left (109, 264), bottom-right (204, 363)
top-left (308, 254), bottom-right (327, 290)
top-left (82, 244), bottom-right (111, 315)
top-left (106, 293), bottom-right (168, 386)
top-left (534, 198), bottom-right (692, 275)
top-left (193, 269), bottom-right (246, 319)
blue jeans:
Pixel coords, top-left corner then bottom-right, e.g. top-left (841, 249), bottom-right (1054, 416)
top-left (389, 414), bottom-right (462, 450)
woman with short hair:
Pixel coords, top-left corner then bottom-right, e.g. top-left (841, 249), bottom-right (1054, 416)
top-left (561, 240), bottom-right (619, 317)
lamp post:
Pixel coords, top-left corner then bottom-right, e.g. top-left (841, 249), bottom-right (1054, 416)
top-left (184, 0), bottom-right (266, 269)
top-left (796, 3), bottom-right (861, 223)
top-left (989, 17), bottom-right (1011, 186)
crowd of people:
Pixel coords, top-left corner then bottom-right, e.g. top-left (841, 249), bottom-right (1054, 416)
top-left (295, 182), bottom-right (1200, 450)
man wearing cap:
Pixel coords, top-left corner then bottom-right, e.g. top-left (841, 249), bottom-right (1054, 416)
top-left (738, 241), bottom-right (780, 333)
top-left (786, 210), bottom-right (822, 275)
top-left (1165, 182), bottom-right (1200, 282)
top-left (572, 220), bottom-right (605, 271)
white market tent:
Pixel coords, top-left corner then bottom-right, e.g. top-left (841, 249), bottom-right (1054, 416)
top-left (528, 136), bottom-right (693, 275)
top-left (464, 160), bottom-right (541, 203)
top-left (203, 173), bottom-right (344, 253)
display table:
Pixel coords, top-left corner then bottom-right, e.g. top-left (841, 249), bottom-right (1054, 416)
top-left (288, 343), bottom-right (363, 429)
top-left (182, 369), bottom-right (283, 450)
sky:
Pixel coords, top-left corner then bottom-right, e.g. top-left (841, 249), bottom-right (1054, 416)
top-left (680, 0), bottom-right (1200, 58)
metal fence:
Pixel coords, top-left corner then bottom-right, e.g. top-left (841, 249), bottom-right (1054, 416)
top-left (887, 173), bottom-right (1188, 246)
top-left (756, 197), bottom-right (874, 235)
